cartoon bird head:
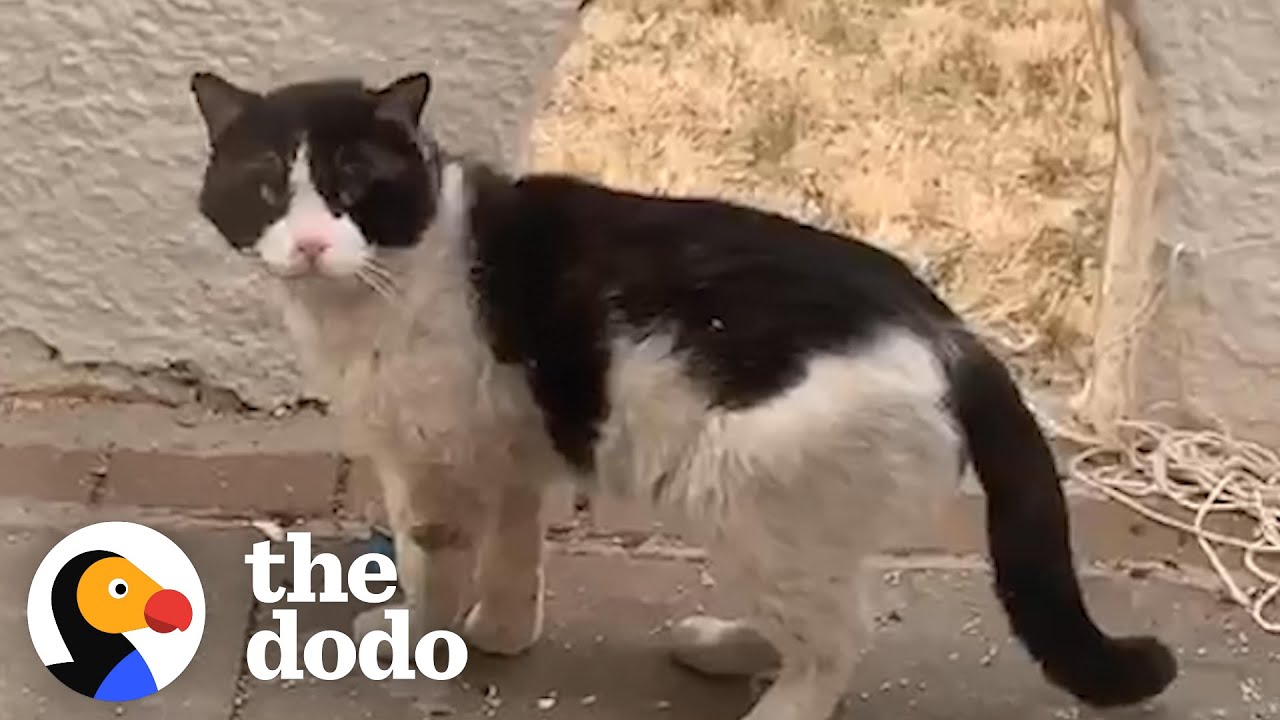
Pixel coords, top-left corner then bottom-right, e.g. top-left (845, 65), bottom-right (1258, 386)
top-left (47, 549), bottom-right (193, 701)
top-left (74, 554), bottom-right (192, 634)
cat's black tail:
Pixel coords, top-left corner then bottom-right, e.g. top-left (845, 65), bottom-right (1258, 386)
top-left (941, 330), bottom-right (1176, 707)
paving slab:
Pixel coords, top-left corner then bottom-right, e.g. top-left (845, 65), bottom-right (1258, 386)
top-left (233, 540), bottom-right (1279, 720)
top-left (343, 460), bottom-right (583, 532)
top-left (101, 449), bottom-right (341, 516)
top-left (1, 497), bottom-right (1275, 720)
top-left (0, 403), bottom-right (1234, 590)
top-left (236, 541), bottom-right (746, 720)
top-left (845, 560), bottom-right (1279, 720)
top-left (0, 403), bottom-right (338, 454)
top-left (0, 445), bottom-right (103, 503)
top-left (0, 501), bottom-right (256, 720)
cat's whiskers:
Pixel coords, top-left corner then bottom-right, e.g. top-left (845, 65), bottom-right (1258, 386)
top-left (355, 264), bottom-right (398, 303)
top-left (357, 276), bottom-right (395, 304)
top-left (362, 256), bottom-right (403, 283)
top-left (361, 258), bottom-right (397, 283)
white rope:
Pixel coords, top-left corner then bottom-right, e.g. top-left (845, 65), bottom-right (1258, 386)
top-left (1037, 410), bottom-right (1280, 633)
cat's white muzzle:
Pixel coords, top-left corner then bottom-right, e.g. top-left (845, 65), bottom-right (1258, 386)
top-left (257, 209), bottom-right (370, 279)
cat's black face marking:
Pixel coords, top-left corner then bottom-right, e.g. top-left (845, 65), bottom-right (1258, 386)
top-left (190, 72), bottom-right (438, 261)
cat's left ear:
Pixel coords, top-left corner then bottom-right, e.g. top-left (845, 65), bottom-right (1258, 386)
top-left (191, 72), bottom-right (259, 144)
top-left (373, 72), bottom-right (432, 129)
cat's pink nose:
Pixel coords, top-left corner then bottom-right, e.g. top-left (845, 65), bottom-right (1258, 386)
top-left (295, 235), bottom-right (329, 261)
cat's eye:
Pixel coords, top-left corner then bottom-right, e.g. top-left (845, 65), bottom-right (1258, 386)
top-left (247, 154), bottom-right (286, 208)
top-left (335, 148), bottom-right (371, 208)
top-left (259, 182), bottom-right (280, 206)
top-left (337, 175), bottom-right (364, 207)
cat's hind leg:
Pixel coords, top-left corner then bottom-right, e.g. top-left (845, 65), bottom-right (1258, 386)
top-left (719, 515), bottom-right (868, 720)
top-left (687, 350), bottom-right (962, 720)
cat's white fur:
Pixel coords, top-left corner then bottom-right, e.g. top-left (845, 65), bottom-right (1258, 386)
top-left (271, 139), bottom-right (964, 720)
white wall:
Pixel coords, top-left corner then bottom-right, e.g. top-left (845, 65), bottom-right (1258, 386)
top-left (0, 0), bottom-right (580, 409)
top-left (1087, 0), bottom-right (1280, 443)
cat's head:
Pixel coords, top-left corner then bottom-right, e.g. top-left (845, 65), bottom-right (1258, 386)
top-left (190, 72), bottom-right (439, 281)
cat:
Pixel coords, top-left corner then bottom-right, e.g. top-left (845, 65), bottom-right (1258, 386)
top-left (189, 71), bottom-right (1176, 720)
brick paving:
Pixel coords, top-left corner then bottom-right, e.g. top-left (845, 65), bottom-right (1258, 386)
top-left (0, 404), bottom-right (1276, 719)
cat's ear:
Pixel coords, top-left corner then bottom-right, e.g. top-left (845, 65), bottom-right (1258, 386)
top-left (190, 72), bottom-right (259, 144)
top-left (373, 72), bottom-right (432, 129)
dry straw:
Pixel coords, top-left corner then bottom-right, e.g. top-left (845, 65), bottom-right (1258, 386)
top-left (535, 0), bottom-right (1118, 381)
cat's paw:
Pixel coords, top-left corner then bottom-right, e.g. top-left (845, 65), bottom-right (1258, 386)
top-left (461, 596), bottom-right (543, 656)
top-left (669, 615), bottom-right (780, 677)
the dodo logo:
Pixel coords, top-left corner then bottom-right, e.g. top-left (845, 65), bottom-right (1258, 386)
top-left (27, 521), bottom-right (206, 702)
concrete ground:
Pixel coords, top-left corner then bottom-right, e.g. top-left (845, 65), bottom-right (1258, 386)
top-left (0, 402), bottom-right (1277, 719)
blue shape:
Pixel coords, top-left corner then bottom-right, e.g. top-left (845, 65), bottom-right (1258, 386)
top-left (368, 528), bottom-right (395, 564)
top-left (94, 650), bottom-right (158, 702)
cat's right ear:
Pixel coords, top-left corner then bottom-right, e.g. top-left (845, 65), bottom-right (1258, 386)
top-left (190, 72), bottom-right (259, 144)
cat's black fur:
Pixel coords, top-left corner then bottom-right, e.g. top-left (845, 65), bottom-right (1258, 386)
top-left (191, 71), bottom-right (1177, 709)
top-left (465, 165), bottom-right (962, 471)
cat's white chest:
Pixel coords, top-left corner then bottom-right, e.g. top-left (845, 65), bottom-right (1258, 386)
top-left (318, 308), bottom-right (533, 460)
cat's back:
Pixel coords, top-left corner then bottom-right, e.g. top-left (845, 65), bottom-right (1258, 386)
top-left (486, 176), bottom-right (962, 513)
top-left (496, 173), bottom-right (960, 406)
top-left (513, 173), bottom-right (951, 316)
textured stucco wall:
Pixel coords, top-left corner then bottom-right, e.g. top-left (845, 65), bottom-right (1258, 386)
top-left (0, 0), bottom-right (580, 409)
top-left (1086, 1), bottom-right (1280, 443)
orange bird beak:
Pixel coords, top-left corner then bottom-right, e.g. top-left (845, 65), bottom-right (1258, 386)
top-left (144, 588), bottom-right (193, 633)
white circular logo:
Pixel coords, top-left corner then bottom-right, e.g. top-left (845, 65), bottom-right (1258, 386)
top-left (27, 521), bottom-right (206, 702)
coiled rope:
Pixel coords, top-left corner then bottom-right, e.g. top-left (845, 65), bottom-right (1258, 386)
top-left (1043, 413), bottom-right (1280, 633)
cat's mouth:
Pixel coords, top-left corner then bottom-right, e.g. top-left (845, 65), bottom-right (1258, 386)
top-left (267, 257), bottom-right (401, 302)
top-left (254, 241), bottom-right (367, 282)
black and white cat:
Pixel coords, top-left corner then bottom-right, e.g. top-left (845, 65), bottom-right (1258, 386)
top-left (189, 71), bottom-right (1175, 719)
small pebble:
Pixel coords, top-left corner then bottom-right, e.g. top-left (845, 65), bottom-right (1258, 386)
top-left (979, 645), bottom-right (999, 666)
top-left (482, 685), bottom-right (502, 709)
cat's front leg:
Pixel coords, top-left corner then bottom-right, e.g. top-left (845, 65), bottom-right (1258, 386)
top-left (462, 481), bottom-right (546, 655)
top-left (354, 458), bottom-right (486, 645)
